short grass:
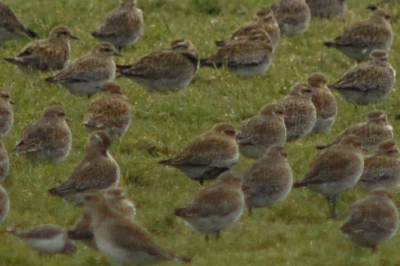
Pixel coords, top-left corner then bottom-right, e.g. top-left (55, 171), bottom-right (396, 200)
top-left (0, 0), bottom-right (400, 266)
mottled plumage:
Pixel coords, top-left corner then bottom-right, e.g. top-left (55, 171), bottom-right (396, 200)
top-left (305, 0), bottom-right (346, 18)
top-left (0, 185), bottom-right (9, 225)
top-left (0, 90), bottom-right (14, 137)
top-left (271, 0), bottom-right (311, 36)
top-left (0, 141), bottom-right (9, 183)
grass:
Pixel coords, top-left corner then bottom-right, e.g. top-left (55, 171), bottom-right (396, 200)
top-left (0, 0), bottom-right (400, 265)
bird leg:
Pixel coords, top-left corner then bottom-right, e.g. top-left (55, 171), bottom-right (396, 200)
top-left (327, 195), bottom-right (337, 218)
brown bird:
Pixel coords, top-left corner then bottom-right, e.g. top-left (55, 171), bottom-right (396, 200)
top-left (48, 131), bottom-right (120, 204)
top-left (0, 140), bottom-right (9, 183)
top-left (317, 110), bottom-right (393, 151)
top-left (294, 135), bottom-right (364, 218)
top-left (341, 189), bottom-right (398, 251)
top-left (159, 123), bottom-right (239, 185)
top-left (84, 192), bottom-right (191, 265)
top-left (358, 139), bottom-right (400, 191)
top-left (0, 90), bottom-right (14, 137)
top-left (0, 2), bottom-right (37, 44)
top-left (278, 83), bottom-right (317, 141)
top-left (13, 105), bottom-right (72, 163)
top-left (237, 103), bottom-right (286, 159)
top-left (0, 185), bottom-right (9, 225)
top-left (271, 0), bottom-right (311, 36)
top-left (324, 6), bottom-right (392, 62)
top-left (83, 83), bottom-right (131, 138)
top-left (305, 0), bottom-right (346, 18)
top-left (307, 73), bottom-right (338, 133)
top-left (242, 146), bottom-right (293, 214)
top-left (174, 172), bottom-right (244, 240)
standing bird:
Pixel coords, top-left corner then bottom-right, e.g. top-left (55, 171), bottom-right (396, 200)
top-left (200, 29), bottom-right (273, 77)
top-left (5, 26), bottom-right (78, 72)
top-left (236, 103), bottom-right (286, 159)
top-left (0, 90), bottom-right (14, 137)
top-left (329, 50), bottom-right (396, 105)
top-left (45, 42), bottom-right (121, 97)
top-left (117, 39), bottom-right (198, 92)
top-left (317, 110), bottom-right (393, 151)
top-left (324, 6), bottom-right (392, 62)
top-left (83, 83), bottom-right (131, 138)
top-left (242, 146), bottom-right (293, 214)
top-left (0, 2), bottom-right (37, 44)
top-left (271, 0), bottom-right (311, 36)
top-left (84, 193), bottom-right (191, 265)
top-left (294, 135), bottom-right (364, 218)
top-left (307, 73), bottom-right (338, 133)
top-left (48, 131), bottom-right (120, 205)
top-left (277, 83), bottom-right (317, 141)
top-left (158, 123), bottom-right (239, 185)
top-left (91, 0), bottom-right (144, 50)
top-left (358, 140), bottom-right (400, 191)
top-left (305, 0), bottom-right (346, 18)
top-left (174, 172), bottom-right (244, 240)
top-left (13, 105), bottom-right (72, 163)
top-left (341, 189), bottom-right (398, 251)
top-left (0, 185), bottom-right (9, 225)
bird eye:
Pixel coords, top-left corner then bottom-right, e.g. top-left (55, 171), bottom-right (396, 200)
top-left (385, 15), bottom-right (390, 19)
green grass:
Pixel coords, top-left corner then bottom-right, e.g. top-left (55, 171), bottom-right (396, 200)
top-left (1, 0), bottom-right (400, 265)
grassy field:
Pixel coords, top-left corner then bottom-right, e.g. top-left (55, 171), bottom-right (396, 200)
top-left (1, 0), bottom-right (400, 265)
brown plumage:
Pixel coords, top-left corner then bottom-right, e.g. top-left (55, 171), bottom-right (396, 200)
top-left (0, 90), bottom-right (14, 137)
top-left (305, 0), bottom-right (346, 18)
top-left (271, 0), bottom-right (311, 36)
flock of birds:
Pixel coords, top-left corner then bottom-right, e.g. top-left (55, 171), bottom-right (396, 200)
top-left (0, 0), bottom-right (399, 264)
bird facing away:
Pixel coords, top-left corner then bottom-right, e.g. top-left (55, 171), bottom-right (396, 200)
top-left (13, 105), bottom-right (72, 163)
top-left (91, 0), bottom-right (144, 50)
top-left (316, 110), bottom-right (393, 151)
top-left (5, 26), bottom-right (78, 72)
top-left (45, 42), bottom-right (121, 97)
top-left (201, 29), bottom-right (273, 77)
top-left (83, 83), bottom-right (131, 138)
top-left (294, 135), bottom-right (364, 218)
top-left (271, 0), bottom-right (311, 36)
top-left (84, 192), bottom-right (191, 265)
top-left (305, 0), bottom-right (346, 18)
top-left (0, 90), bottom-right (14, 137)
top-left (117, 39), bottom-right (198, 92)
top-left (277, 83), bottom-right (317, 141)
top-left (0, 2), bottom-right (37, 44)
top-left (0, 185), bottom-right (9, 225)
top-left (324, 6), bottom-right (392, 62)
top-left (158, 123), bottom-right (239, 185)
top-left (174, 172), bottom-right (245, 240)
top-left (242, 146), bottom-right (293, 214)
top-left (0, 140), bottom-right (9, 183)
top-left (358, 139), bottom-right (400, 191)
top-left (341, 189), bottom-right (398, 251)
top-left (237, 103), bottom-right (286, 159)
top-left (48, 131), bottom-right (120, 205)
top-left (329, 50), bottom-right (396, 105)
top-left (307, 73), bottom-right (338, 133)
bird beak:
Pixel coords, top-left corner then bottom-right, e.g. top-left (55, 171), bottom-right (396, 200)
top-left (70, 35), bottom-right (79, 40)
top-left (66, 117), bottom-right (72, 122)
top-left (9, 100), bottom-right (15, 105)
top-left (113, 52), bottom-right (123, 57)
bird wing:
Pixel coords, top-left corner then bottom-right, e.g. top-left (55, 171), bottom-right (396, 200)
top-left (330, 65), bottom-right (383, 91)
top-left (335, 21), bottom-right (391, 47)
top-left (98, 9), bottom-right (142, 36)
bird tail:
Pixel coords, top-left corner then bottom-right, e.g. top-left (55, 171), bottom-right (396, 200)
top-left (45, 76), bottom-right (57, 83)
top-left (4, 57), bottom-right (22, 65)
top-left (158, 159), bottom-right (174, 166)
top-left (214, 40), bottom-right (225, 47)
top-left (199, 58), bottom-right (222, 68)
top-left (91, 31), bottom-right (100, 38)
top-left (67, 230), bottom-right (94, 240)
top-left (173, 208), bottom-right (187, 217)
top-left (48, 187), bottom-right (62, 196)
top-left (316, 144), bottom-right (329, 150)
top-left (24, 28), bottom-right (37, 38)
top-left (323, 41), bottom-right (335, 48)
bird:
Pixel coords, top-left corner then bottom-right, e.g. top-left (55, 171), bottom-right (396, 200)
top-left (328, 50), bottom-right (396, 105)
top-left (5, 224), bottom-right (76, 254)
top-left (158, 123), bottom-right (239, 185)
top-left (236, 103), bottom-right (286, 159)
top-left (307, 73), bottom-right (338, 133)
top-left (4, 26), bottom-right (78, 72)
top-left (271, 0), bottom-right (311, 36)
top-left (316, 110), bottom-right (393, 151)
top-left (305, 0), bottom-right (346, 18)
top-left (341, 189), bottom-right (398, 252)
top-left (241, 145), bottom-right (293, 214)
top-left (277, 83), bottom-right (317, 141)
top-left (200, 29), bottom-right (273, 77)
top-left (0, 140), bottom-right (9, 183)
top-left (324, 6), bottom-right (392, 62)
top-left (48, 131), bottom-right (120, 205)
top-left (174, 172), bottom-right (245, 240)
top-left (218, 6), bottom-right (280, 51)
top-left (91, 0), bottom-right (144, 50)
top-left (0, 2), bottom-right (37, 44)
top-left (45, 42), bottom-right (121, 97)
top-left (13, 105), bottom-right (72, 163)
top-left (0, 90), bottom-right (14, 137)
top-left (294, 135), bottom-right (364, 218)
top-left (0, 185), bottom-right (9, 225)
top-left (117, 39), bottom-right (198, 92)
top-left (83, 83), bottom-right (131, 138)
top-left (358, 139), bottom-right (400, 191)
top-left (84, 192), bottom-right (191, 265)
